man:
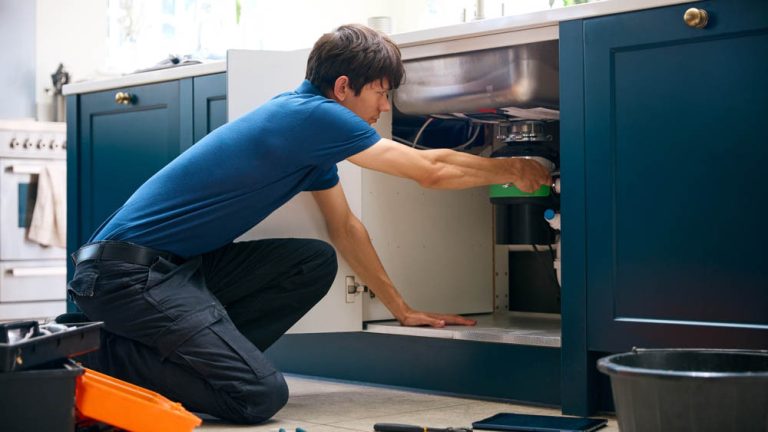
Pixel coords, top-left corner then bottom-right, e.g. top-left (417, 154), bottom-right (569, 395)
top-left (66, 24), bottom-right (551, 424)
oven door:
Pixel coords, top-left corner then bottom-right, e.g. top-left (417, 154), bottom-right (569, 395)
top-left (0, 260), bottom-right (66, 302)
top-left (0, 158), bottom-right (66, 260)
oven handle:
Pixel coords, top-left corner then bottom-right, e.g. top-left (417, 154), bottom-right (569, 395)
top-left (8, 165), bottom-right (43, 175)
top-left (8, 266), bottom-right (67, 277)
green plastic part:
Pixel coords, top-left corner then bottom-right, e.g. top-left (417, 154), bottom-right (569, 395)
top-left (489, 183), bottom-right (551, 198)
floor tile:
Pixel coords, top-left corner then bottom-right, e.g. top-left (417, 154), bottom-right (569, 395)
top-left (198, 375), bottom-right (618, 432)
top-left (279, 387), bottom-right (468, 424)
top-left (330, 400), bottom-right (545, 430)
top-left (200, 419), bottom-right (365, 432)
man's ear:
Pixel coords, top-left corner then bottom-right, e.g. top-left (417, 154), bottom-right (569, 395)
top-left (331, 76), bottom-right (350, 102)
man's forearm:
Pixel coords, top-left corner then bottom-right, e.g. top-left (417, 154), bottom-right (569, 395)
top-left (329, 219), bottom-right (411, 321)
top-left (422, 149), bottom-right (527, 189)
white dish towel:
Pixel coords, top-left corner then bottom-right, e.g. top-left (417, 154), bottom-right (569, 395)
top-left (28, 161), bottom-right (67, 248)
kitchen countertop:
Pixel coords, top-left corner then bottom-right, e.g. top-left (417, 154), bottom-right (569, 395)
top-left (63, 0), bottom-right (694, 96)
top-left (393, 0), bottom-right (695, 47)
top-left (63, 61), bottom-right (226, 96)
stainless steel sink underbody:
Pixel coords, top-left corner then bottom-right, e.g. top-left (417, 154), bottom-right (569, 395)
top-left (394, 40), bottom-right (559, 115)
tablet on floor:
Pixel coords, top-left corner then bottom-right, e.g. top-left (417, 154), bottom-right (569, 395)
top-left (472, 412), bottom-right (607, 432)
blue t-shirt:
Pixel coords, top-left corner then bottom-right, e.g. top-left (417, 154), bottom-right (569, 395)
top-left (90, 80), bottom-right (381, 257)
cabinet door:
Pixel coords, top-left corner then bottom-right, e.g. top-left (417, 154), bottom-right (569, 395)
top-left (583, 0), bottom-right (768, 351)
top-left (227, 49), bottom-right (365, 332)
top-left (193, 73), bottom-right (227, 144)
top-left (360, 131), bottom-right (494, 321)
top-left (77, 81), bottom-right (184, 243)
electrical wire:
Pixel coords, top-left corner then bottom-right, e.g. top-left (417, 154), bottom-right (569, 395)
top-left (531, 244), bottom-right (561, 290)
top-left (392, 136), bottom-right (414, 146)
top-left (547, 243), bottom-right (556, 262)
top-left (547, 242), bottom-right (562, 304)
top-left (392, 117), bottom-right (483, 151)
top-left (411, 117), bottom-right (435, 148)
top-left (394, 125), bottom-right (481, 151)
top-left (452, 125), bottom-right (482, 150)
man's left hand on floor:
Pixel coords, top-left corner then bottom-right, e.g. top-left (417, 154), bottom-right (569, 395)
top-left (399, 309), bottom-right (477, 328)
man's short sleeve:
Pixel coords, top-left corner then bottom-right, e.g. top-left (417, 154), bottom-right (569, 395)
top-left (306, 165), bottom-right (339, 191)
top-left (303, 100), bottom-right (381, 164)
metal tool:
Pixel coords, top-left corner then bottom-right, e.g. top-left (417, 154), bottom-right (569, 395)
top-left (373, 423), bottom-right (471, 432)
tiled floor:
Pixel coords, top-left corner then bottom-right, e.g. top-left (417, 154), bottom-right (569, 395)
top-left (199, 375), bottom-right (618, 432)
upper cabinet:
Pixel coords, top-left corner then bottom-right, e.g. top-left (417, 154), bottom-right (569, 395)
top-left (561, 0), bottom-right (768, 354)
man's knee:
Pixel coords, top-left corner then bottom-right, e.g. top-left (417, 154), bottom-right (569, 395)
top-left (226, 372), bottom-right (289, 424)
top-left (307, 239), bottom-right (337, 266)
top-left (305, 239), bottom-right (337, 291)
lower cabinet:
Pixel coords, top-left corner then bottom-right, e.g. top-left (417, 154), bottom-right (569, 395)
top-left (193, 73), bottom-right (227, 145)
top-left (76, 80), bottom-right (183, 239)
top-left (66, 72), bottom-right (226, 306)
top-left (561, 0), bottom-right (768, 415)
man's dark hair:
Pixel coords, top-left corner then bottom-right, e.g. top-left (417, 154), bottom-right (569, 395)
top-left (306, 24), bottom-right (405, 97)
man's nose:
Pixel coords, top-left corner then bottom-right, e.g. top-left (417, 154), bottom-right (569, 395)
top-left (380, 98), bottom-right (391, 113)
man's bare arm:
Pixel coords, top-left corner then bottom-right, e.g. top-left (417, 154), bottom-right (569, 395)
top-left (348, 138), bottom-right (551, 191)
top-left (312, 183), bottom-right (476, 328)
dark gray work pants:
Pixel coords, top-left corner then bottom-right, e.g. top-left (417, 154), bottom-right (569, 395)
top-left (67, 238), bottom-right (337, 424)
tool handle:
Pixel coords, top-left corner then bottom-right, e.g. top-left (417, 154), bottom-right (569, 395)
top-left (374, 423), bottom-right (429, 432)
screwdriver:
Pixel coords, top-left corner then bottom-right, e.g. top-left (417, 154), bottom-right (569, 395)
top-left (373, 423), bottom-right (471, 432)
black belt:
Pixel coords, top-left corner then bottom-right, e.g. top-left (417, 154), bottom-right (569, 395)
top-left (71, 242), bottom-right (185, 267)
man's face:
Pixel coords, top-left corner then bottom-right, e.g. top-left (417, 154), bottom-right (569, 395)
top-left (337, 79), bottom-right (392, 125)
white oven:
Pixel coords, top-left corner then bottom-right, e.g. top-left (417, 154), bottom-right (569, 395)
top-left (0, 120), bottom-right (67, 321)
top-left (1, 158), bottom-right (67, 260)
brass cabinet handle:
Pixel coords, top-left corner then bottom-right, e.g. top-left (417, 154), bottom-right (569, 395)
top-left (684, 8), bottom-right (709, 29)
top-left (115, 91), bottom-right (133, 105)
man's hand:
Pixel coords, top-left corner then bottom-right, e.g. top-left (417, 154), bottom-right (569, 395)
top-left (398, 308), bottom-right (477, 328)
top-left (509, 158), bottom-right (552, 193)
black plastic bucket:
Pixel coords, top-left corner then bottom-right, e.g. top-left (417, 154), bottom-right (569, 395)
top-left (598, 349), bottom-right (768, 432)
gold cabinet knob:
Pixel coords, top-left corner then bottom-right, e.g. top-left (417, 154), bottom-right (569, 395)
top-left (684, 8), bottom-right (709, 29)
top-left (115, 91), bottom-right (133, 105)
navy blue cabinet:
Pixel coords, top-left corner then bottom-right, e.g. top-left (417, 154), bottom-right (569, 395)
top-left (75, 81), bottom-right (184, 241)
top-left (193, 73), bottom-right (227, 145)
top-left (561, 0), bottom-right (768, 415)
top-left (66, 72), bottom-right (226, 304)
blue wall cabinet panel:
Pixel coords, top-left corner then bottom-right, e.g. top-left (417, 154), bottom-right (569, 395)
top-left (193, 73), bottom-right (227, 144)
top-left (77, 81), bottom-right (184, 241)
top-left (581, 0), bottom-right (768, 352)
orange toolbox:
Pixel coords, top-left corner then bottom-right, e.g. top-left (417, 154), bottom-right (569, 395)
top-left (76, 367), bottom-right (202, 432)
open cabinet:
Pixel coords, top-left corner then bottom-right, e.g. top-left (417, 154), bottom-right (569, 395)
top-left (226, 23), bottom-right (565, 408)
top-left (227, 49), bottom-right (501, 335)
top-left (227, 25), bottom-right (562, 340)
